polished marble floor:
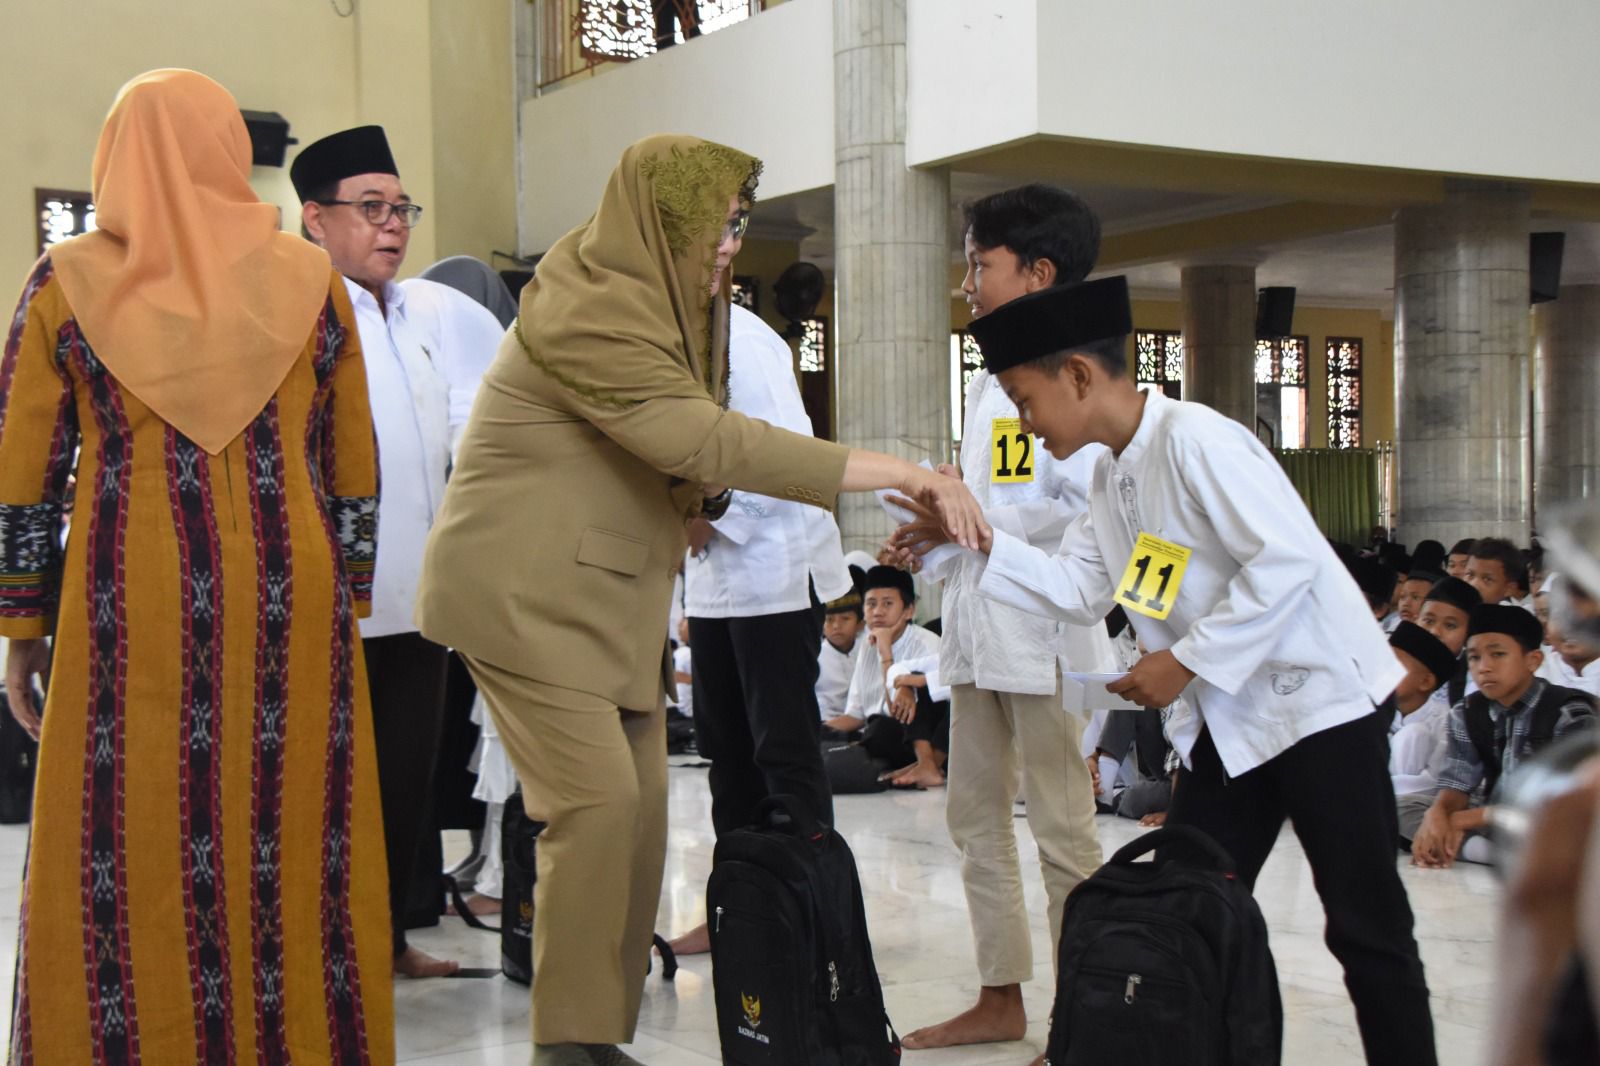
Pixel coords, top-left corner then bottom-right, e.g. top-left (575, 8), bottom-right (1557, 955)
top-left (0, 756), bottom-right (1500, 1064)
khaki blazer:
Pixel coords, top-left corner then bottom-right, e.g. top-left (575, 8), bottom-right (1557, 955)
top-left (415, 328), bottom-right (849, 711)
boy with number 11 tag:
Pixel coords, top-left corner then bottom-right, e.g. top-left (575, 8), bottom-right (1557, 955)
top-left (892, 275), bottom-right (1437, 1066)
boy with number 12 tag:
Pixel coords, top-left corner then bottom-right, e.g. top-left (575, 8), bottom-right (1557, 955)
top-left (894, 275), bottom-right (1437, 1066)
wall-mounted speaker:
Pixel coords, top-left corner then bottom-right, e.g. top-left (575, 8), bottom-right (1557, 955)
top-left (241, 110), bottom-right (296, 168)
top-left (1256, 286), bottom-right (1296, 338)
top-left (1530, 232), bottom-right (1565, 304)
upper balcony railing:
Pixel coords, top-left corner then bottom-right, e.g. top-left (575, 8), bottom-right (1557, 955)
top-left (535, 0), bottom-right (768, 91)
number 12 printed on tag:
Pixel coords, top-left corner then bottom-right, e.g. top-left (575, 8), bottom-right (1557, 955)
top-left (990, 418), bottom-right (1034, 483)
top-left (1115, 533), bottom-right (1192, 621)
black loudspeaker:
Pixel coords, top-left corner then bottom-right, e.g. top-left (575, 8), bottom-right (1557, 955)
top-left (1531, 232), bottom-right (1565, 305)
top-left (1255, 287), bottom-right (1296, 338)
top-left (240, 110), bottom-right (296, 168)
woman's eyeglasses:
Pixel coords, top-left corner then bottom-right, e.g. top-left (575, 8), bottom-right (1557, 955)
top-left (316, 199), bottom-right (425, 229)
top-left (720, 211), bottom-right (750, 244)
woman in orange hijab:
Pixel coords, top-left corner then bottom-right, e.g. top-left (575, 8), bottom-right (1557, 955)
top-left (0, 70), bottom-right (392, 1063)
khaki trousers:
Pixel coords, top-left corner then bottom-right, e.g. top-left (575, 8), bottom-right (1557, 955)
top-left (463, 656), bottom-right (667, 1045)
top-left (946, 680), bottom-right (1102, 987)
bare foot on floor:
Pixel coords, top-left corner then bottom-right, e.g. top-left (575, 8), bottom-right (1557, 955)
top-left (667, 920), bottom-right (711, 956)
top-left (394, 946), bottom-right (460, 978)
top-left (890, 760), bottom-right (946, 790)
top-left (901, 987), bottom-right (1026, 1049)
top-left (445, 893), bottom-right (501, 917)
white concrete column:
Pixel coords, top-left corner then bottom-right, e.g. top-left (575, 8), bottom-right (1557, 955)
top-left (1180, 264), bottom-right (1257, 429)
top-left (832, 0), bottom-right (951, 557)
top-left (1534, 284), bottom-right (1600, 520)
top-left (1394, 182), bottom-right (1531, 547)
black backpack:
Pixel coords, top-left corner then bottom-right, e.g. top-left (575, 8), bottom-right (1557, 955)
top-left (499, 790), bottom-right (544, 984)
top-left (491, 791), bottom-right (677, 985)
top-left (1045, 825), bottom-right (1280, 1066)
top-left (707, 795), bottom-right (899, 1065)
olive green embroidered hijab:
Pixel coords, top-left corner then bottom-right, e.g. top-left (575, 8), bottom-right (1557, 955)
top-left (515, 134), bottom-right (761, 408)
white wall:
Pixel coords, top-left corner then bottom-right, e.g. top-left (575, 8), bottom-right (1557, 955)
top-left (518, 0), bottom-right (834, 254)
top-left (909, 0), bottom-right (1600, 186)
top-left (905, 0), bottom-right (1038, 165)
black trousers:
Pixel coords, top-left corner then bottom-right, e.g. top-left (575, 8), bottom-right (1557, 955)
top-left (690, 604), bottom-right (832, 837)
top-left (1166, 707), bottom-right (1436, 1066)
top-left (858, 688), bottom-right (950, 768)
top-left (363, 631), bottom-right (451, 957)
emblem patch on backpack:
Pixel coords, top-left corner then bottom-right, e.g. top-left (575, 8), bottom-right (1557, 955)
top-left (737, 992), bottom-right (770, 1044)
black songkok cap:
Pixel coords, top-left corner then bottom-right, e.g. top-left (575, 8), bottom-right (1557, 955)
top-left (1405, 570), bottom-right (1445, 588)
top-left (290, 125), bottom-right (399, 202)
top-left (1389, 622), bottom-right (1459, 692)
top-left (1348, 556), bottom-right (1396, 609)
top-left (863, 564), bottom-right (916, 605)
top-left (1467, 604), bottom-right (1544, 652)
top-left (825, 566), bottom-right (867, 616)
top-left (1424, 576), bottom-right (1481, 614)
top-left (967, 276), bottom-right (1133, 374)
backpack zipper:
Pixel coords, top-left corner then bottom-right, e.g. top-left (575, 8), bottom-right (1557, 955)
top-left (828, 961), bottom-right (840, 1001)
top-left (1124, 973), bottom-right (1142, 1004)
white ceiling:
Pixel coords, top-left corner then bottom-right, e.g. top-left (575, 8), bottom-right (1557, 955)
top-left (752, 175), bottom-right (1600, 311)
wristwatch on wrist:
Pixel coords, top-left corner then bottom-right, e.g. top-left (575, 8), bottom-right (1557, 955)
top-left (702, 487), bottom-right (733, 521)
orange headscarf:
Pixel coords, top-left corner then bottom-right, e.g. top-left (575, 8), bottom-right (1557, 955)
top-left (49, 69), bottom-right (332, 455)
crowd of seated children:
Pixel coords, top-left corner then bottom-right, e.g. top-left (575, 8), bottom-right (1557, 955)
top-left (826, 566), bottom-right (949, 789)
top-left (1402, 604), bottom-right (1596, 867)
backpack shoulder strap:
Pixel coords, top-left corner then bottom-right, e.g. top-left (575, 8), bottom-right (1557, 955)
top-left (1462, 693), bottom-right (1496, 771)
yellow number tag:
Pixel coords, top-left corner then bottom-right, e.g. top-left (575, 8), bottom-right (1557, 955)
top-left (1115, 533), bottom-right (1193, 621)
top-left (990, 418), bottom-right (1034, 484)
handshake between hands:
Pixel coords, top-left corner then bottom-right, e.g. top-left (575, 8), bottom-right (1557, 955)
top-left (885, 463), bottom-right (987, 566)
top-left (880, 463), bottom-right (1196, 710)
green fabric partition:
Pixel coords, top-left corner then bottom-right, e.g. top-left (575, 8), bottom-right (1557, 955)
top-left (1272, 448), bottom-right (1381, 546)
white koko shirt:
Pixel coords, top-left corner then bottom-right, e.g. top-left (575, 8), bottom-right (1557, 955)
top-left (843, 624), bottom-right (942, 721)
top-left (930, 370), bottom-right (1114, 696)
top-left (976, 388), bottom-right (1404, 777)
top-left (816, 638), bottom-right (861, 719)
top-left (346, 277), bottom-right (496, 637)
top-left (684, 305), bottom-right (851, 617)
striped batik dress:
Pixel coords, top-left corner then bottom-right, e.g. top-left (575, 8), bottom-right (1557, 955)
top-left (0, 257), bottom-right (393, 1065)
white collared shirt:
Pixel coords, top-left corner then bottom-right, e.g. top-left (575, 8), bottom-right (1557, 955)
top-left (843, 624), bottom-right (942, 720)
top-left (1537, 646), bottom-right (1600, 695)
top-left (977, 388), bottom-right (1404, 777)
top-left (1390, 687), bottom-right (1453, 796)
top-left (344, 276), bottom-right (488, 637)
top-left (684, 305), bottom-right (851, 617)
top-left (928, 371), bottom-right (1114, 696)
top-left (397, 278), bottom-right (505, 453)
top-left (816, 638), bottom-right (861, 719)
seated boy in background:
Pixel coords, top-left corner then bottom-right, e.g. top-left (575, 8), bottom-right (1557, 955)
top-left (1534, 576), bottom-right (1600, 696)
top-left (816, 571), bottom-right (866, 723)
top-left (1392, 577), bottom-right (1483, 797)
top-left (1387, 621), bottom-right (1461, 799)
top-left (1466, 537), bottom-right (1529, 609)
top-left (1446, 538), bottom-right (1477, 579)
top-left (1409, 605), bottom-right (1596, 868)
top-left (1394, 570), bottom-right (1442, 628)
top-left (832, 567), bottom-right (948, 787)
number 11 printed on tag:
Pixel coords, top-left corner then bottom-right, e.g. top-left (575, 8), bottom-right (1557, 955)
top-left (990, 418), bottom-right (1034, 483)
top-left (1115, 533), bottom-right (1192, 621)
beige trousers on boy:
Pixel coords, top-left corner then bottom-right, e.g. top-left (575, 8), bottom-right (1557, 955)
top-left (946, 679), bottom-right (1103, 987)
top-left (463, 655), bottom-right (668, 1045)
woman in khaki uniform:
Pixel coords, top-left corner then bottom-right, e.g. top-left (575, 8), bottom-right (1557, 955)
top-left (415, 134), bottom-right (983, 1066)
